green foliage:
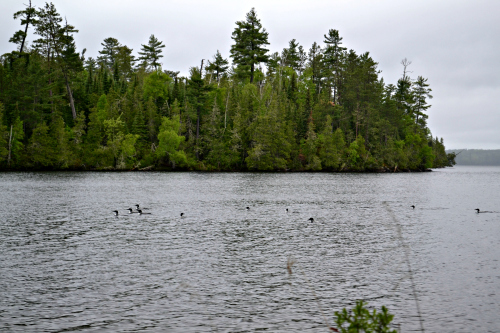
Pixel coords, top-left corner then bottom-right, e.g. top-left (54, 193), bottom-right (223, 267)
top-left (302, 121), bottom-right (322, 170)
top-left (246, 105), bottom-right (292, 171)
top-left (143, 70), bottom-right (171, 103)
top-left (28, 121), bottom-right (55, 168)
top-left (156, 115), bottom-right (187, 168)
top-left (0, 103), bottom-right (8, 163)
top-left (206, 50), bottom-right (229, 82)
top-left (230, 8), bottom-right (270, 83)
top-left (334, 300), bottom-right (397, 333)
top-left (347, 135), bottom-right (369, 170)
top-left (138, 34), bottom-right (165, 70)
top-left (0, 3), bottom-right (452, 171)
top-left (120, 133), bottom-right (139, 169)
top-left (8, 117), bottom-right (25, 167)
top-left (98, 37), bottom-right (120, 68)
top-left (104, 115), bottom-right (125, 167)
top-left (319, 119), bottom-right (345, 170)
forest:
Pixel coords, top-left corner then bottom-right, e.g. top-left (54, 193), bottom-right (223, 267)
top-left (0, 3), bottom-right (455, 171)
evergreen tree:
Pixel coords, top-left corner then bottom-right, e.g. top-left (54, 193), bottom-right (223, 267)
top-left (230, 8), bottom-right (270, 83)
top-left (50, 112), bottom-right (71, 168)
top-left (97, 37), bottom-right (120, 68)
top-left (33, 2), bottom-right (82, 119)
top-left (206, 50), bottom-right (229, 83)
top-left (9, 0), bottom-right (37, 55)
top-left (115, 45), bottom-right (135, 78)
top-left (282, 39), bottom-right (301, 71)
top-left (308, 42), bottom-right (324, 95)
top-left (302, 121), bottom-right (322, 170)
top-left (187, 66), bottom-right (212, 159)
top-left (28, 121), bottom-right (55, 168)
top-left (323, 29), bottom-right (346, 103)
top-left (138, 34), bottom-right (165, 70)
top-left (412, 76), bottom-right (432, 128)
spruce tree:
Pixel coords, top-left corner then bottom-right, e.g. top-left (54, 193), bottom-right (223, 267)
top-left (230, 8), bottom-right (270, 83)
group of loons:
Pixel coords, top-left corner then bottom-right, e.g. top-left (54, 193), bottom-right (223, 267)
top-left (112, 205), bottom-right (311, 221)
top-left (113, 204), bottom-right (155, 217)
top-left (113, 205), bottom-right (487, 219)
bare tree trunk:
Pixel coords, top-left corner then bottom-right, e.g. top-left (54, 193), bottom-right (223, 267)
top-left (195, 59), bottom-right (204, 160)
top-left (19, 0), bottom-right (34, 54)
top-left (64, 72), bottom-right (77, 119)
top-left (7, 125), bottom-right (13, 167)
top-left (223, 89), bottom-right (230, 134)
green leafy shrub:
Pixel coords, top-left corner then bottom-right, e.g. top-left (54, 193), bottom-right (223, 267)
top-left (333, 300), bottom-right (397, 333)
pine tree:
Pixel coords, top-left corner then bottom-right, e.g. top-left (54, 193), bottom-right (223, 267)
top-left (115, 45), bottom-right (135, 78)
top-left (308, 42), bottom-right (324, 96)
top-left (323, 29), bottom-right (346, 103)
top-left (97, 37), bottom-right (120, 68)
top-left (412, 76), bottom-right (432, 128)
top-left (230, 8), bottom-right (270, 83)
top-left (206, 50), bottom-right (229, 83)
top-left (33, 2), bottom-right (82, 119)
top-left (187, 66), bottom-right (212, 159)
top-left (9, 0), bottom-right (37, 55)
top-left (138, 34), bottom-right (165, 70)
top-left (282, 39), bottom-right (301, 71)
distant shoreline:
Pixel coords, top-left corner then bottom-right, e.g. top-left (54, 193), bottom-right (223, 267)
top-left (446, 149), bottom-right (500, 166)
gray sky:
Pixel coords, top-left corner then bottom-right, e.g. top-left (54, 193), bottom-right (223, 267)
top-left (2, 0), bottom-right (499, 149)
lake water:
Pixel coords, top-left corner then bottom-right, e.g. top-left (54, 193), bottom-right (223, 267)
top-left (0, 166), bottom-right (499, 332)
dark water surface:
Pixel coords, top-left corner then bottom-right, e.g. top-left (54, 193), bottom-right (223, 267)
top-left (1, 166), bottom-right (499, 332)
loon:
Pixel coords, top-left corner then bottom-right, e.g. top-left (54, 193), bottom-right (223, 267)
top-left (127, 208), bottom-right (138, 214)
top-left (411, 205), bottom-right (415, 209)
top-left (286, 208), bottom-right (289, 212)
top-left (180, 212), bottom-right (184, 217)
top-left (246, 207), bottom-right (250, 210)
top-left (308, 217), bottom-right (314, 222)
top-left (135, 204), bottom-right (150, 211)
top-left (475, 208), bottom-right (480, 213)
top-left (137, 209), bottom-right (151, 215)
top-left (113, 210), bottom-right (119, 216)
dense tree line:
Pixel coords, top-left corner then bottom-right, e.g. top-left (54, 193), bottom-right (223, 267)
top-left (0, 3), bottom-right (455, 171)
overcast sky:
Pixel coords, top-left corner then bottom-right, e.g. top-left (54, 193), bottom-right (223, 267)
top-left (2, 0), bottom-right (499, 149)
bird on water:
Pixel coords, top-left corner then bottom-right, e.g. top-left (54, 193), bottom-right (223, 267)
top-left (475, 208), bottom-right (480, 213)
top-left (180, 212), bottom-right (184, 217)
top-left (137, 209), bottom-right (151, 215)
top-left (411, 205), bottom-right (415, 209)
top-left (127, 208), bottom-right (138, 214)
top-left (246, 207), bottom-right (250, 210)
top-left (113, 210), bottom-right (119, 216)
top-left (308, 217), bottom-right (314, 222)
